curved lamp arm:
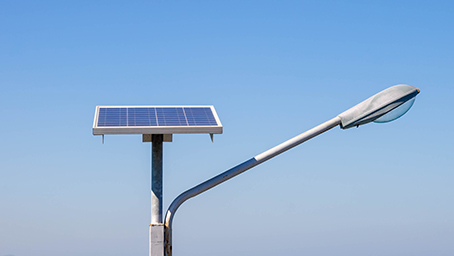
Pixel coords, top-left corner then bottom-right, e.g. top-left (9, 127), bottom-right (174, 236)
top-left (163, 84), bottom-right (420, 256)
top-left (164, 116), bottom-right (342, 255)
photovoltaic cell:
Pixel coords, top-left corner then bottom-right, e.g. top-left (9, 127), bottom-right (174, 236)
top-left (97, 107), bottom-right (218, 127)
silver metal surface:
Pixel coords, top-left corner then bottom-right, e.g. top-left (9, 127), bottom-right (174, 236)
top-left (151, 134), bottom-right (163, 224)
top-left (94, 125), bottom-right (222, 135)
top-left (254, 116), bottom-right (342, 162)
top-left (151, 134), bottom-right (164, 256)
top-left (150, 224), bottom-right (164, 256)
top-left (163, 116), bottom-right (342, 256)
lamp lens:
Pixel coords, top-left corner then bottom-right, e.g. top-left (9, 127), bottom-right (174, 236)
top-left (373, 97), bottom-right (416, 123)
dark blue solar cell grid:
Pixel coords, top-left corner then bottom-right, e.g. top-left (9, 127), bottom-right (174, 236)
top-left (97, 108), bottom-right (127, 127)
top-left (184, 107), bottom-right (217, 126)
top-left (127, 108), bottom-right (158, 126)
top-left (97, 107), bottom-right (218, 127)
top-left (157, 108), bottom-right (187, 126)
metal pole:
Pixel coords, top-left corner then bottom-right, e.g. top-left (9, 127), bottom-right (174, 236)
top-left (150, 134), bottom-right (164, 256)
top-left (152, 134), bottom-right (163, 223)
top-left (164, 116), bottom-right (342, 256)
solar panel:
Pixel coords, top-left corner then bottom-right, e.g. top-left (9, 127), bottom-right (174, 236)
top-left (92, 106), bottom-right (223, 135)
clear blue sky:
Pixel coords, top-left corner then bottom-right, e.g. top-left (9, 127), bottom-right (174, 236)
top-left (1, 1), bottom-right (453, 256)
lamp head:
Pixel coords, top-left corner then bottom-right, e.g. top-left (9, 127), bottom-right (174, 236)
top-left (338, 84), bottom-right (420, 129)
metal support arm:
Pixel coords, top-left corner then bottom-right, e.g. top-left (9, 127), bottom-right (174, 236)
top-left (164, 116), bottom-right (342, 256)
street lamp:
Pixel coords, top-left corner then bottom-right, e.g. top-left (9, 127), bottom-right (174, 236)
top-left (163, 84), bottom-right (420, 256)
top-left (338, 84), bottom-right (420, 129)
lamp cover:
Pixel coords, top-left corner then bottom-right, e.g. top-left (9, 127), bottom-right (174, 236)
top-left (338, 84), bottom-right (420, 129)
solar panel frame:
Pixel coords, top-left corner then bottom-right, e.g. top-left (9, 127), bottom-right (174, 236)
top-left (93, 105), bottom-right (223, 135)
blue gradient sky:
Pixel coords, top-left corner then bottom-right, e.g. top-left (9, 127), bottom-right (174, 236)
top-left (1, 1), bottom-right (453, 256)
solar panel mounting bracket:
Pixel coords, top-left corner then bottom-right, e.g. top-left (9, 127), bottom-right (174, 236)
top-left (143, 134), bottom-right (173, 143)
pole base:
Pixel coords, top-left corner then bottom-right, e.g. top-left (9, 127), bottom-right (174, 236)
top-left (150, 224), bottom-right (164, 256)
